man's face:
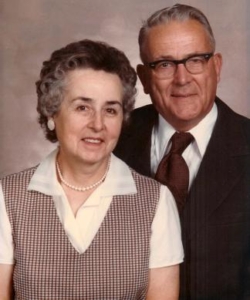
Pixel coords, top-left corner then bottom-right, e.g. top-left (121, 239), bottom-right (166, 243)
top-left (138, 20), bottom-right (222, 131)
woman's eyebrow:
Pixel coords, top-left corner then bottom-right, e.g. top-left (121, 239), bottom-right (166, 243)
top-left (106, 100), bottom-right (122, 107)
top-left (71, 96), bottom-right (93, 103)
top-left (71, 97), bottom-right (122, 107)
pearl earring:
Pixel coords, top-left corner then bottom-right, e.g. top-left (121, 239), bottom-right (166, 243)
top-left (47, 118), bottom-right (55, 131)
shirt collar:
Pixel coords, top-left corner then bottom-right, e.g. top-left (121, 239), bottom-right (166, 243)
top-left (28, 149), bottom-right (137, 198)
top-left (28, 148), bottom-right (60, 195)
top-left (99, 153), bottom-right (137, 197)
top-left (156, 103), bottom-right (218, 158)
top-left (189, 104), bottom-right (218, 157)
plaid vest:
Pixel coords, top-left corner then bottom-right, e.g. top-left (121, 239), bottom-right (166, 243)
top-left (2, 166), bottom-right (160, 300)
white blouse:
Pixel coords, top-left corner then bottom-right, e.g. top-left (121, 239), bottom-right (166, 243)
top-left (0, 149), bottom-right (184, 269)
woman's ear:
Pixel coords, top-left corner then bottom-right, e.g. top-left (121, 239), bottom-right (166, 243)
top-left (137, 64), bottom-right (150, 94)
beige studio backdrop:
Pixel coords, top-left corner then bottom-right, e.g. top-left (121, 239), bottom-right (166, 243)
top-left (1, 0), bottom-right (250, 177)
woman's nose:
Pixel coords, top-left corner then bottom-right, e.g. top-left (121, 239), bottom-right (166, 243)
top-left (89, 112), bottom-right (104, 131)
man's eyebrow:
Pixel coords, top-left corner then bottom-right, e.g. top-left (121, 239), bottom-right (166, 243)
top-left (154, 52), bottom-right (209, 61)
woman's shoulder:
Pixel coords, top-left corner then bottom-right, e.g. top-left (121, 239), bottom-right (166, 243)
top-left (1, 165), bottom-right (38, 184)
top-left (130, 167), bottom-right (161, 188)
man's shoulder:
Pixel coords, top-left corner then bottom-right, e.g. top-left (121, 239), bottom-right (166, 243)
top-left (216, 98), bottom-right (250, 127)
top-left (216, 98), bottom-right (250, 146)
top-left (114, 104), bottom-right (157, 166)
top-left (128, 104), bottom-right (158, 126)
top-left (217, 98), bottom-right (249, 121)
top-left (131, 103), bottom-right (157, 115)
top-left (118, 104), bottom-right (157, 141)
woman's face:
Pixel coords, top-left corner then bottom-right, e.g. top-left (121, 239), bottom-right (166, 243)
top-left (53, 68), bottom-right (124, 167)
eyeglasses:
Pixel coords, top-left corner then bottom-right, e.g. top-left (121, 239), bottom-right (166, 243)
top-left (147, 53), bottom-right (214, 79)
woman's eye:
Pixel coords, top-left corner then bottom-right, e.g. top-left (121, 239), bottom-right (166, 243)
top-left (77, 105), bottom-right (87, 111)
top-left (106, 108), bottom-right (117, 115)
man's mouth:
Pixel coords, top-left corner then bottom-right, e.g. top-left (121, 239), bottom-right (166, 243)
top-left (171, 93), bottom-right (194, 98)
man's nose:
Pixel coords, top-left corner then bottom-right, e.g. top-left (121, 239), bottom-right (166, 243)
top-left (173, 63), bottom-right (192, 85)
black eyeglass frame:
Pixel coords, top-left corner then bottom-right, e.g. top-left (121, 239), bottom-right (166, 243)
top-left (148, 52), bottom-right (214, 71)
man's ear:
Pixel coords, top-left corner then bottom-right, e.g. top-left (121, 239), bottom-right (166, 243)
top-left (213, 53), bottom-right (223, 83)
top-left (137, 64), bottom-right (150, 94)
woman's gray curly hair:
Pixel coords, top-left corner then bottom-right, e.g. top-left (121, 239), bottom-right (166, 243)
top-left (36, 39), bottom-right (137, 142)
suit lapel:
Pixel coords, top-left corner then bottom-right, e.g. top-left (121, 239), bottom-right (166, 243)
top-left (182, 99), bottom-right (250, 236)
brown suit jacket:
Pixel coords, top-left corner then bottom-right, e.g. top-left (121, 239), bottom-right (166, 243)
top-left (114, 97), bottom-right (250, 300)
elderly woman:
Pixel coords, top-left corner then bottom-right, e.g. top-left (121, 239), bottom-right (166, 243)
top-left (0, 40), bottom-right (183, 300)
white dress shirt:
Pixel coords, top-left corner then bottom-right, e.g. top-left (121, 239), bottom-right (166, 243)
top-left (151, 104), bottom-right (218, 189)
top-left (0, 149), bottom-right (184, 269)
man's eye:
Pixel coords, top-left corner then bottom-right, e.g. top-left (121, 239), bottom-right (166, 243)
top-left (158, 61), bottom-right (172, 69)
top-left (189, 57), bottom-right (204, 63)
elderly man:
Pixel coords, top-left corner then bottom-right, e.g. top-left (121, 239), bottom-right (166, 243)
top-left (114, 4), bottom-right (250, 300)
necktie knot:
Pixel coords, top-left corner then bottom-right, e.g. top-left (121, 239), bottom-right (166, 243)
top-left (170, 132), bottom-right (194, 154)
top-left (155, 131), bottom-right (194, 212)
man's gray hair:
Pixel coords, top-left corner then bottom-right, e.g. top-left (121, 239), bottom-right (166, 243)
top-left (139, 3), bottom-right (216, 62)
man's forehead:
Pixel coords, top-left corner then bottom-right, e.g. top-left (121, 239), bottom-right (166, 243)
top-left (147, 19), bottom-right (208, 40)
top-left (144, 20), bottom-right (212, 58)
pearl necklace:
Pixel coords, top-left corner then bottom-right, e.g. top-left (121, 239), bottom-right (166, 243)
top-left (56, 158), bottom-right (110, 192)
